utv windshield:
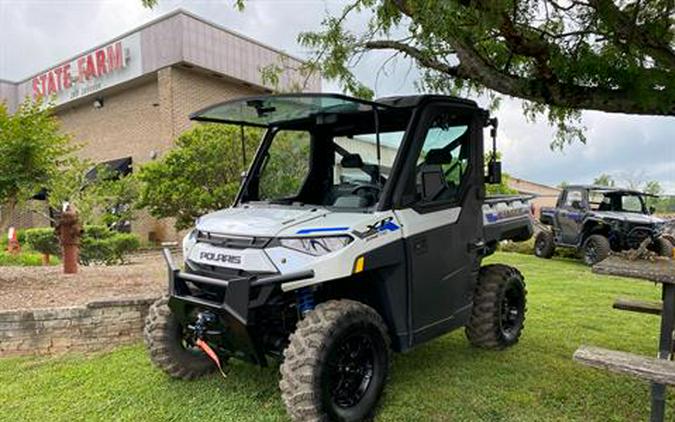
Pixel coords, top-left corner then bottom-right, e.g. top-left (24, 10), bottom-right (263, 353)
top-left (191, 94), bottom-right (412, 211)
top-left (191, 93), bottom-right (390, 128)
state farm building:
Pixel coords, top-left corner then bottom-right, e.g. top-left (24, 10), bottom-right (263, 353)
top-left (0, 9), bottom-right (318, 242)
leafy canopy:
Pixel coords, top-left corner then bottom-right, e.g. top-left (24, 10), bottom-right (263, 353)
top-left (0, 100), bottom-right (74, 230)
top-left (296, 0), bottom-right (673, 148)
top-left (0, 101), bottom-right (74, 205)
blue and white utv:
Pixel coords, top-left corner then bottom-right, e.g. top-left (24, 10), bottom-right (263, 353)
top-left (144, 93), bottom-right (533, 422)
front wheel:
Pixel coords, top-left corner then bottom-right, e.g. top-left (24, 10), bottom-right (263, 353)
top-left (466, 264), bottom-right (527, 349)
top-left (280, 300), bottom-right (391, 422)
top-left (143, 295), bottom-right (218, 379)
top-left (582, 234), bottom-right (611, 265)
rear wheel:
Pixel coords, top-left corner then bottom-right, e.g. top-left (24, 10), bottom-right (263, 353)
top-left (534, 231), bottom-right (555, 258)
top-left (280, 300), bottom-right (390, 422)
top-left (582, 234), bottom-right (611, 265)
top-left (466, 264), bottom-right (527, 349)
top-left (651, 237), bottom-right (673, 258)
top-left (143, 295), bottom-right (217, 379)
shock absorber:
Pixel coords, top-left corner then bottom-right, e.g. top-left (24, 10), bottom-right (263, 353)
top-left (296, 287), bottom-right (315, 316)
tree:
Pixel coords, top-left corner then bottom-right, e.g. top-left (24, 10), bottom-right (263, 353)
top-left (0, 100), bottom-right (74, 232)
top-left (137, 124), bottom-right (262, 230)
top-left (643, 180), bottom-right (662, 196)
top-left (143, 0), bottom-right (674, 148)
top-left (593, 173), bottom-right (615, 187)
top-left (45, 160), bottom-right (140, 227)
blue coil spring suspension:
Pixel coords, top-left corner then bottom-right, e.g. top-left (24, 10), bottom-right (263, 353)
top-left (296, 287), bottom-right (315, 316)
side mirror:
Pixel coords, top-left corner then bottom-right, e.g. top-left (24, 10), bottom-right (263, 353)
top-left (649, 206), bottom-right (656, 215)
top-left (486, 160), bottom-right (502, 184)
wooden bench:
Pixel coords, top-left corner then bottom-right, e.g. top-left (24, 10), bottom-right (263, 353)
top-left (613, 297), bottom-right (663, 316)
top-left (574, 345), bottom-right (675, 386)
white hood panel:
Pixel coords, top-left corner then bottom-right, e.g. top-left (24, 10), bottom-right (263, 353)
top-left (196, 206), bottom-right (327, 237)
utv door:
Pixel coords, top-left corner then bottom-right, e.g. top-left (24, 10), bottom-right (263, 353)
top-left (392, 103), bottom-right (484, 346)
top-left (557, 188), bottom-right (585, 244)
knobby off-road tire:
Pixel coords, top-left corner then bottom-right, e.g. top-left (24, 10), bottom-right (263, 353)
top-left (466, 264), bottom-right (527, 349)
top-left (582, 234), bottom-right (611, 266)
top-left (534, 230), bottom-right (555, 259)
top-left (651, 237), bottom-right (673, 258)
top-left (144, 295), bottom-right (216, 380)
top-left (280, 300), bottom-right (391, 422)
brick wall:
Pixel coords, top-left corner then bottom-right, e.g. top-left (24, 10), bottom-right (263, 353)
top-left (0, 297), bottom-right (158, 356)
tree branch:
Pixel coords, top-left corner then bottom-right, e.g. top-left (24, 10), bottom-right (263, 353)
top-left (363, 40), bottom-right (460, 76)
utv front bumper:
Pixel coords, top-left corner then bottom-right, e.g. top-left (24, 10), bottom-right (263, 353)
top-left (162, 248), bottom-right (313, 365)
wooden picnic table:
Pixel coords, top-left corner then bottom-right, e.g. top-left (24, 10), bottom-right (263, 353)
top-left (577, 257), bottom-right (675, 422)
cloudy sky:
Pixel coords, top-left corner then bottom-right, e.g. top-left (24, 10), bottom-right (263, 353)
top-left (1, 0), bottom-right (673, 193)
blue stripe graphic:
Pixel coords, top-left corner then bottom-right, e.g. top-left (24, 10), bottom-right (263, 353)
top-left (296, 226), bottom-right (350, 235)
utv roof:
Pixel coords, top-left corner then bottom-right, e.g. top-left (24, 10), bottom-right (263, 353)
top-left (567, 185), bottom-right (657, 196)
top-left (189, 93), bottom-right (479, 128)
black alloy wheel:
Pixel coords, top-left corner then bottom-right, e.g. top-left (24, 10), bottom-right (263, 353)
top-left (323, 328), bottom-right (378, 410)
top-left (500, 281), bottom-right (526, 343)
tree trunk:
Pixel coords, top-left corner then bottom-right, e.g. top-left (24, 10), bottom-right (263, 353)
top-left (0, 197), bottom-right (18, 236)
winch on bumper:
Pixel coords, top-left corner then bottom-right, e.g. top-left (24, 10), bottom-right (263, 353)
top-left (161, 248), bottom-right (314, 366)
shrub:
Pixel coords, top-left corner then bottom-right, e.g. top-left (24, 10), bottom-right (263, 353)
top-left (19, 225), bottom-right (140, 266)
top-left (0, 228), bottom-right (27, 250)
top-left (0, 250), bottom-right (60, 266)
top-left (24, 228), bottom-right (60, 256)
top-left (80, 227), bottom-right (140, 265)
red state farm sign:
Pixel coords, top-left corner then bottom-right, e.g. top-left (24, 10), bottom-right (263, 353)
top-left (28, 33), bottom-right (142, 105)
top-left (32, 42), bottom-right (125, 98)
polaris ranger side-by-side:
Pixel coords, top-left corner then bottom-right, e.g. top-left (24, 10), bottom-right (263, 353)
top-left (535, 185), bottom-right (673, 265)
top-left (144, 94), bottom-right (534, 421)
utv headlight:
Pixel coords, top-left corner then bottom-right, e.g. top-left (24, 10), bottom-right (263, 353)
top-left (182, 228), bottom-right (198, 259)
top-left (280, 236), bottom-right (353, 256)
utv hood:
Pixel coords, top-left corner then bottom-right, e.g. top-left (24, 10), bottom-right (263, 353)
top-left (195, 206), bottom-right (328, 237)
top-left (596, 211), bottom-right (665, 225)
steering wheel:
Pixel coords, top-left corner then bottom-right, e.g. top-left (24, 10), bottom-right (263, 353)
top-left (351, 183), bottom-right (381, 197)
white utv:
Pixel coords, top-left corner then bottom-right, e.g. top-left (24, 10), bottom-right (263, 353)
top-left (144, 93), bottom-right (534, 421)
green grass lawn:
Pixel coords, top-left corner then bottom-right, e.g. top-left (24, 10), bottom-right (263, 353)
top-left (0, 252), bottom-right (671, 421)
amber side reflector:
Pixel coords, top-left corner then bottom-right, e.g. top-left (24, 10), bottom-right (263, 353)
top-left (354, 256), bottom-right (365, 273)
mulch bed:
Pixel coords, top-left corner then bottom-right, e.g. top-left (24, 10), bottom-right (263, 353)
top-left (0, 252), bottom-right (167, 311)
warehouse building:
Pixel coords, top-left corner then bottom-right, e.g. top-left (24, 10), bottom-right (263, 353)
top-left (0, 9), bottom-right (319, 242)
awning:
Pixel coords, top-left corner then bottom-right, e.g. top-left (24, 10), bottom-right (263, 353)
top-left (85, 156), bottom-right (133, 181)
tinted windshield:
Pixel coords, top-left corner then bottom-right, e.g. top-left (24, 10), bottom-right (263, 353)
top-left (241, 107), bottom-right (411, 210)
top-left (191, 94), bottom-right (388, 127)
top-left (589, 190), bottom-right (646, 213)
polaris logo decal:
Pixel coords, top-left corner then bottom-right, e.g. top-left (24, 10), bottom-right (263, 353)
top-left (353, 217), bottom-right (400, 240)
top-left (199, 251), bottom-right (242, 265)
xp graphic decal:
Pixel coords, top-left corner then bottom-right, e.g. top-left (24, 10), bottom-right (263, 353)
top-left (353, 216), bottom-right (400, 240)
